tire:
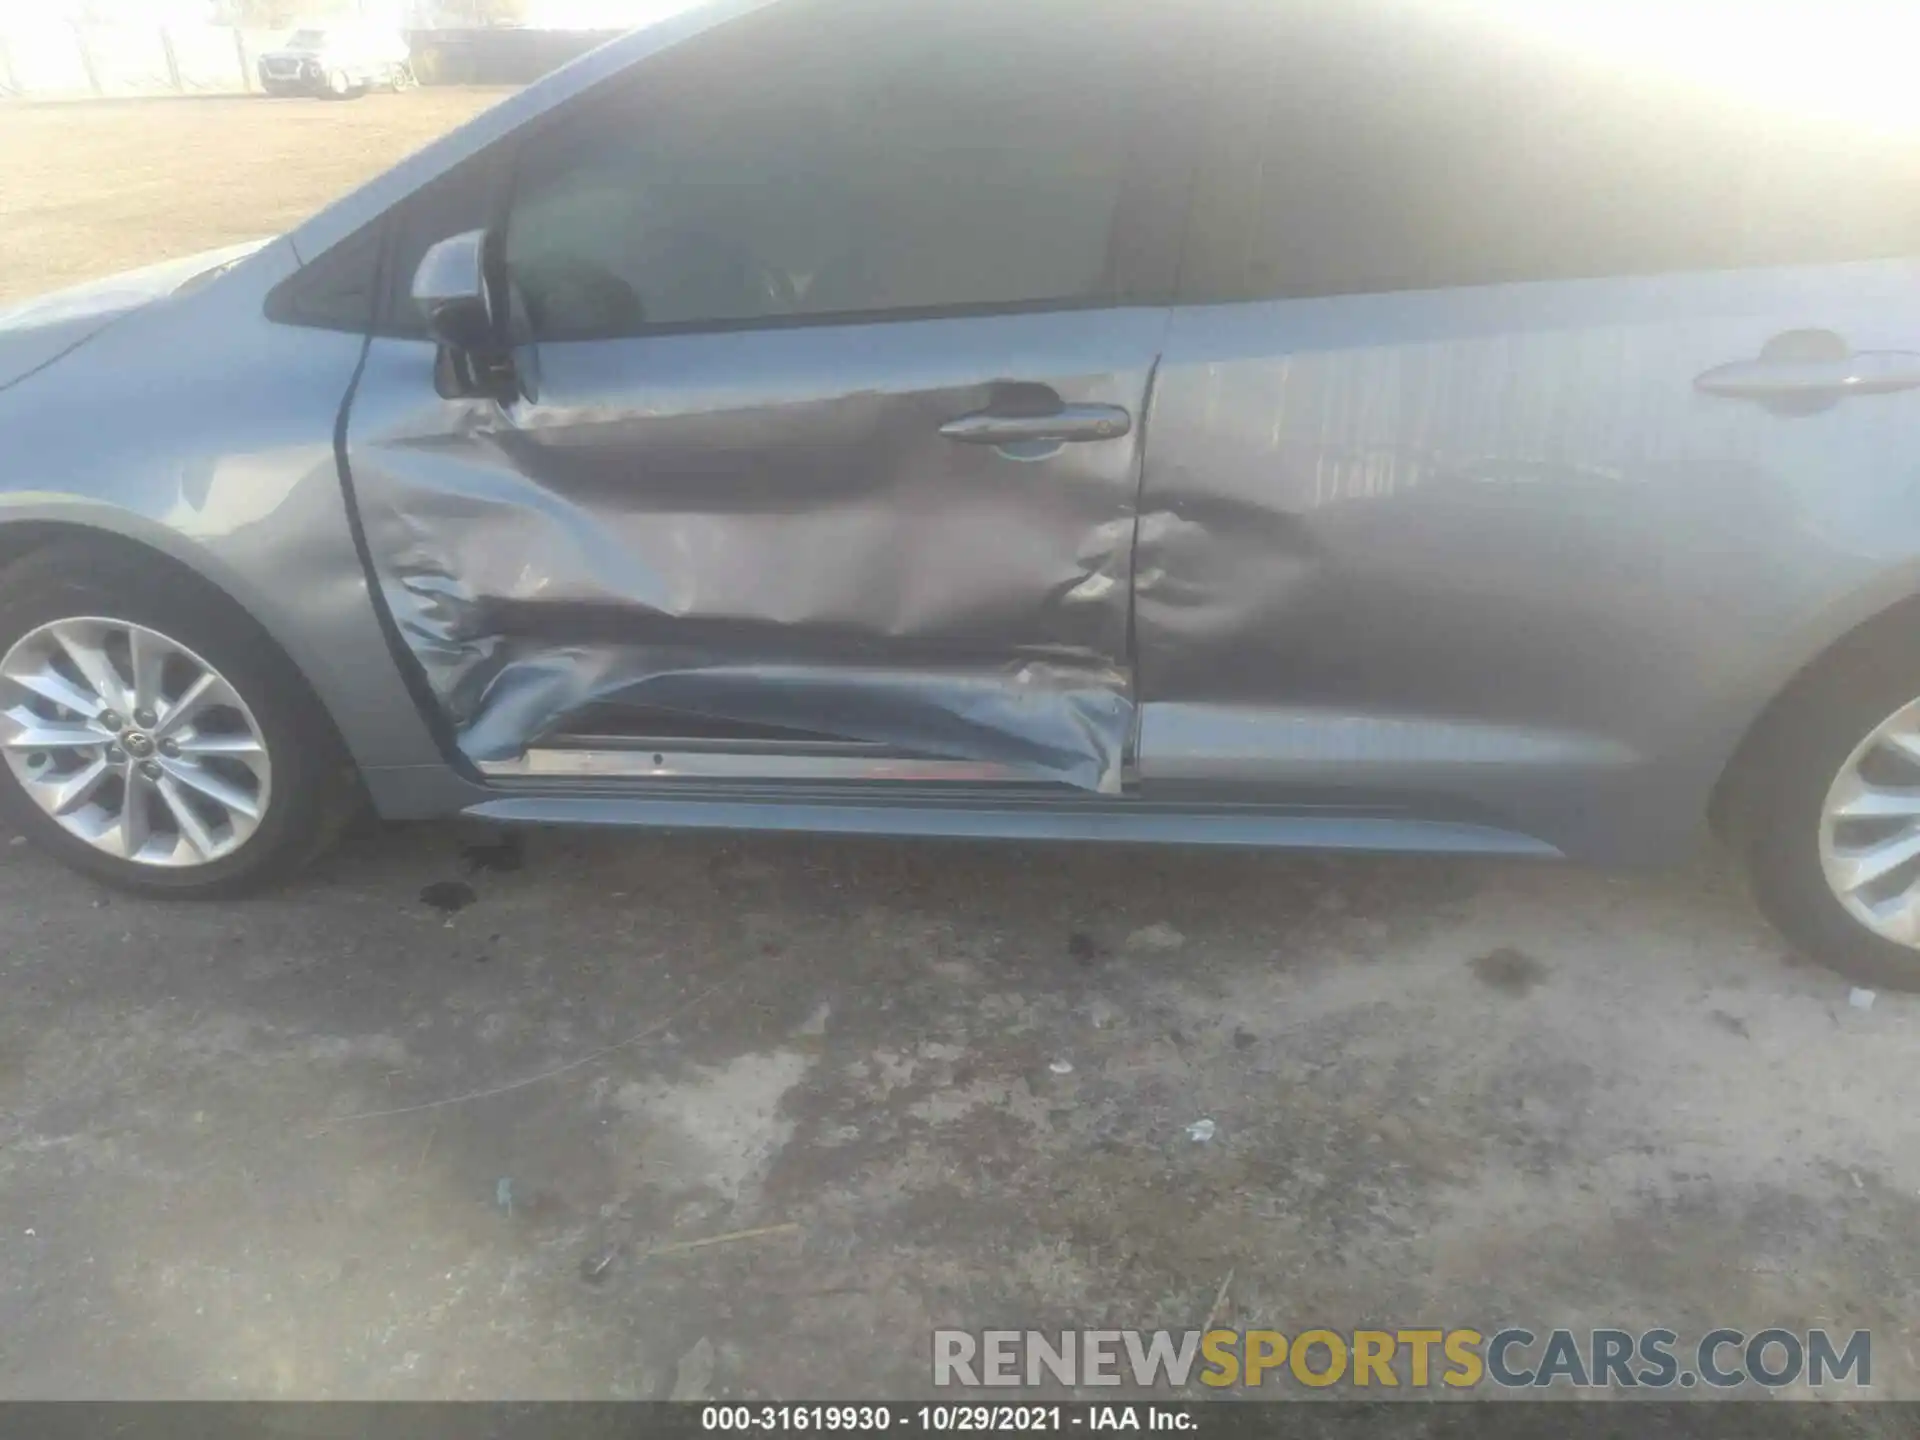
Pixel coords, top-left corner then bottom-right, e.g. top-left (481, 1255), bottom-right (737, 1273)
top-left (0, 542), bottom-right (360, 898)
top-left (325, 68), bottom-right (357, 100)
top-left (387, 62), bottom-right (417, 92)
top-left (1735, 621), bottom-right (1920, 989)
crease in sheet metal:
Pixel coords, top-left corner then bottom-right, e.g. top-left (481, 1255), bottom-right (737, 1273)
top-left (346, 314), bottom-right (1164, 793)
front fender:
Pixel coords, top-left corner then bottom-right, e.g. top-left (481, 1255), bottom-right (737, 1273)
top-left (0, 240), bottom-right (450, 786)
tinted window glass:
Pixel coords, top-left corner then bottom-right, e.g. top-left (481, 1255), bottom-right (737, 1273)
top-left (1186, 1), bottom-right (1920, 302)
top-left (504, 0), bottom-right (1148, 339)
top-left (265, 218), bottom-right (385, 333)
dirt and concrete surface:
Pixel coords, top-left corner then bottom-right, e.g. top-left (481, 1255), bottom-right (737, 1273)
top-left (2, 90), bottom-right (1918, 1406)
top-left (0, 89), bottom-right (515, 306)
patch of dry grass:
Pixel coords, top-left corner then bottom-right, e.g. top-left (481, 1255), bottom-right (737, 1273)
top-left (0, 88), bottom-right (510, 304)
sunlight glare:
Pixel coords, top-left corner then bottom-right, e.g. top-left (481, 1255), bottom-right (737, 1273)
top-left (1454, 0), bottom-right (1920, 133)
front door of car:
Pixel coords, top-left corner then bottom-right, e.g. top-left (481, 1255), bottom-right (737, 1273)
top-left (342, 0), bottom-right (1192, 794)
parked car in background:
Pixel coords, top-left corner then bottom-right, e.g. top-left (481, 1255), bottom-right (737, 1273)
top-left (257, 23), bottom-right (414, 98)
top-left (3, 0), bottom-right (1920, 988)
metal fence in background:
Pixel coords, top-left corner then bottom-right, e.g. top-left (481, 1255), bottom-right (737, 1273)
top-left (0, 23), bottom-right (617, 97)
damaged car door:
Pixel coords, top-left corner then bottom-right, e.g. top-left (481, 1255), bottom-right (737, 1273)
top-left (1125, 0), bottom-right (1920, 866)
top-left (342, 0), bottom-right (1189, 795)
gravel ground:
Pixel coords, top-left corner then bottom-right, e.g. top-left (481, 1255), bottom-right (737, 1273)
top-left (0, 89), bottom-right (510, 305)
top-left (3, 824), bottom-right (1917, 1402)
top-left (0, 88), bottom-right (1916, 1409)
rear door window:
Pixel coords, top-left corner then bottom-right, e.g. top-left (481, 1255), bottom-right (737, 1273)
top-left (1184, 0), bottom-right (1920, 303)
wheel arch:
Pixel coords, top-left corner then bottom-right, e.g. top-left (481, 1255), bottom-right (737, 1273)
top-left (1710, 580), bottom-right (1920, 843)
top-left (0, 518), bottom-right (361, 782)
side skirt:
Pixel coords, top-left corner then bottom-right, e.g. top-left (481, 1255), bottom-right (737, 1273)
top-left (462, 785), bottom-right (1561, 856)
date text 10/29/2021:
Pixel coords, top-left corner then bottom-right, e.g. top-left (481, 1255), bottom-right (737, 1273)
top-left (703, 1407), bottom-right (1191, 1431)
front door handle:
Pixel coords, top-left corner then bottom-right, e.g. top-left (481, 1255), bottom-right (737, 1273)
top-left (1696, 331), bottom-right (1920, 411)
top-left (939, 403), bottom-right (1133, 445)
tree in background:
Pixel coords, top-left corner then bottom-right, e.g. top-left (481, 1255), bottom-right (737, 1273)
top-left (218, 0), bottom-right (347, 25)
top-left (403, 0), bottom-right (529, 22)
top-left (203, 0), bottom-right (530, 25)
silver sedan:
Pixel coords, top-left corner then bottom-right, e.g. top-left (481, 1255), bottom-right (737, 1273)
top-left (4, 0), bottom-right (1920, 989)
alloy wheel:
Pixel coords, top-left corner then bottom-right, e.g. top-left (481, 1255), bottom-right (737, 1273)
top-left (0, 617), bottom-right (272, 867)
top-left (1820, 695), bottom-right (1920, 946)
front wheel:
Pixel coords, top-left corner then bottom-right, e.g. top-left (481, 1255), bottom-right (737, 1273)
top-left (325, 67), bottom-right (358, 99)
top-left (1737, 623), bottom-right (1920, 989)
top-left (0, 544), bottom-right (357, 897)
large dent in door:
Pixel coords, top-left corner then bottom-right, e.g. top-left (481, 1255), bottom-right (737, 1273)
top-left (346, 325), bottom-right (1151, 792)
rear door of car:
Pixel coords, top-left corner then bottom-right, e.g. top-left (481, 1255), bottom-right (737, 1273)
top-left (342, 0), bottom-right (1196, 795)
top-left (1132, 0), bottom-right (1920, 859)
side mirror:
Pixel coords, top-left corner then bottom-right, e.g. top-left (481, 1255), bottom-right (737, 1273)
top-left (412, 230), bottom-right (496, 351)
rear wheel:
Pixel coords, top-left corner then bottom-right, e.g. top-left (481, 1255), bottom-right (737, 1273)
top-left (0, 544), bottom-right (358, 897)
top-left (1736, 624), bottom-right (1920, 989)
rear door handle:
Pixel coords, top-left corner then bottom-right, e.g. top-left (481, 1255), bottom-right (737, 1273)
top-left (1696, 352), bottom-right (1920, 400)
top-left (1696, 331), bottom-right (1920, 407)
top-left (939, 403), bottom-right (1133, 445)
